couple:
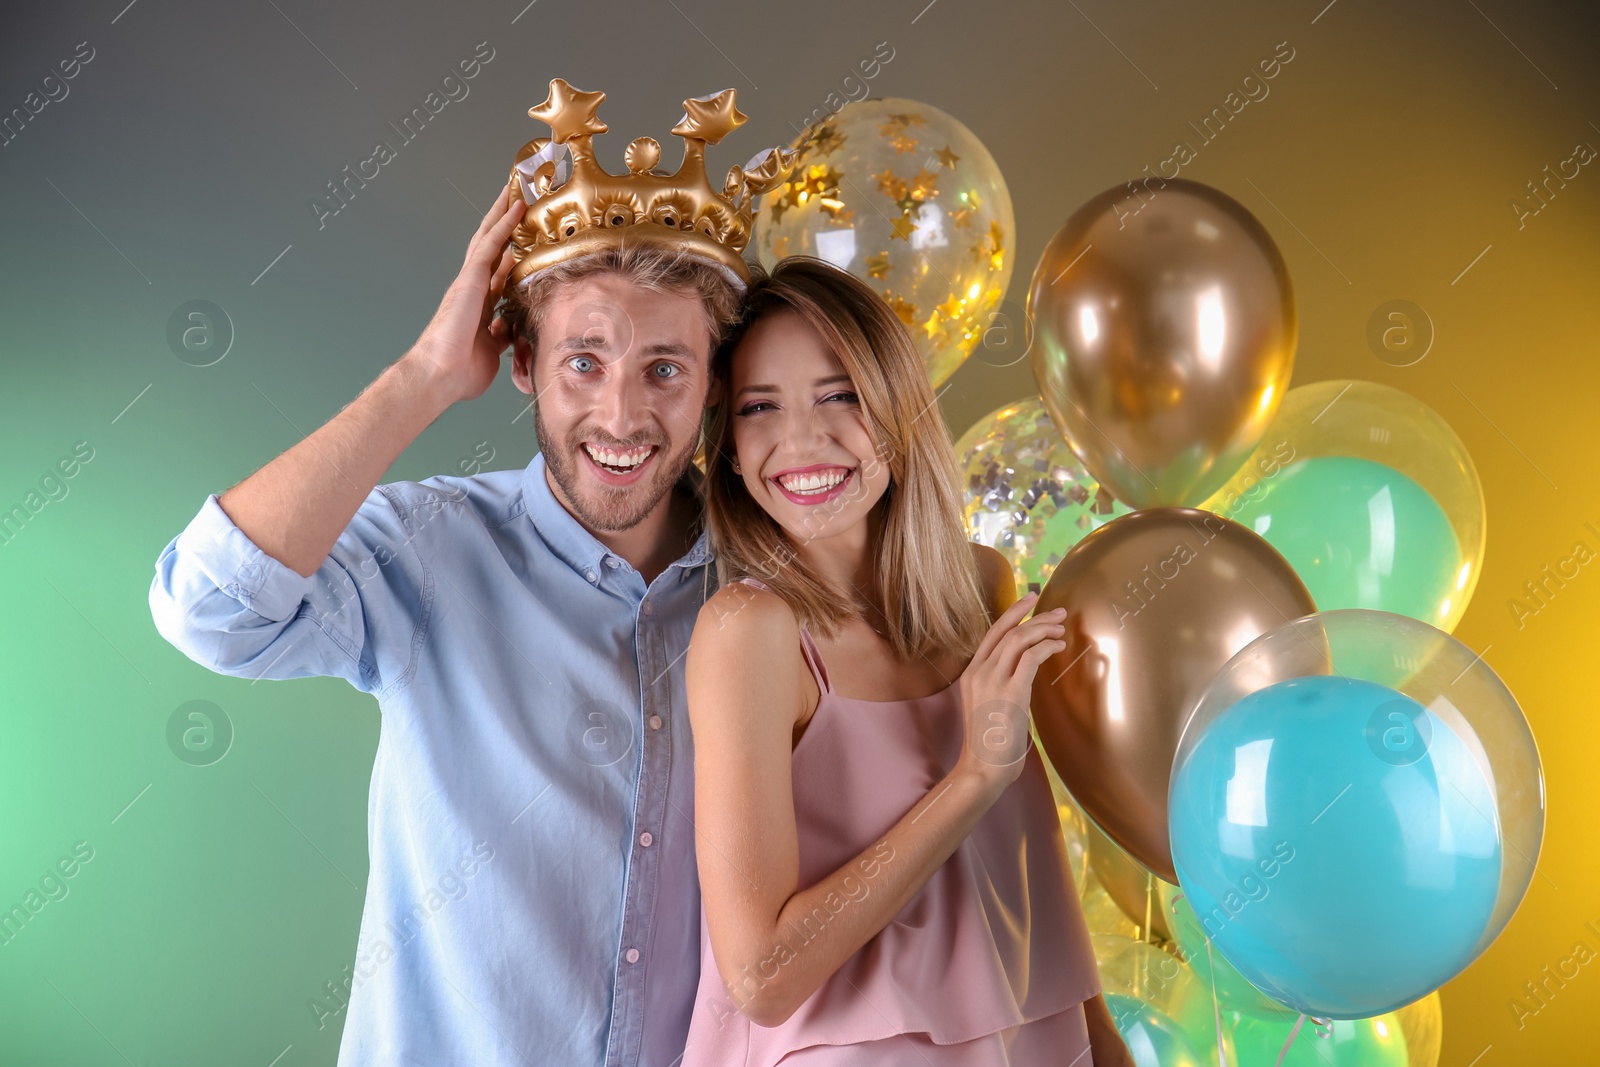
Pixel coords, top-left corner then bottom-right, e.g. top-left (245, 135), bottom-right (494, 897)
top-left (150, 99), bottom-right (1131, 1064)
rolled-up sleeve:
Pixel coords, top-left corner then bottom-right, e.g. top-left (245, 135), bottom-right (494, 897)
top-left (149, 488), bottom-right (421, 693)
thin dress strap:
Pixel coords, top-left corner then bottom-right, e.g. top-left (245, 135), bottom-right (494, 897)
top-left (735, 576), bottom-right (832, 696)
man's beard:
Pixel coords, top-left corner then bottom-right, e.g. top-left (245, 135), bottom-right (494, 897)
top-left (535, 415), bottom-right (698, 533)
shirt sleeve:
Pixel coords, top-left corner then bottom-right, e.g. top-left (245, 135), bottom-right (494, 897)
top-left (148, 488), bottom-right (424, 694)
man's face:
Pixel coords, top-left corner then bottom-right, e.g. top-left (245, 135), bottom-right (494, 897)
top-left (512, 274), bottom-right (724, 532)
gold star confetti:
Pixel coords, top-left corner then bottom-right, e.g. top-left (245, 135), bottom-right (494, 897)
top-left (873, 167), bottom-right (909, 203)
top-left (950, 204), bottom-right (976, 229)
top-left (889, 132), bottom-right (919, 155)
top-left (937, 294), bottom-right (965, 320)
top-left (971, 220), bottom-right (1005, 271)
top-left (890, 215), bottom-right (916, 241)
top-left (802, 123), bottom-right (846, 156)
top-left (770, 234), bottom-right (791, 259)
top-left (987, 219), bottom-right (1005, 271)
top-left (883, 112), bottom-right (926, 130)
top-left (884, 293), bottom-right (917, 325)
top-left (770, 195), bottom-right (790, 224)
top-left (802, 163), bottom-right (842, 197)
top-left (865, 252), bottom-right (890, 279)
top-left (819, 200), bottom-right (853, 223)
top-left (907, 168), bottom-right (941, 202)
top-left (935, 145), bottom-right (961, 169)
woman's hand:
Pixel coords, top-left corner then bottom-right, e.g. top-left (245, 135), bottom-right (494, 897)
top-left (401, 185), bottom-right (527, 408)
top-left (953, 591), bottom-right (1066, 796)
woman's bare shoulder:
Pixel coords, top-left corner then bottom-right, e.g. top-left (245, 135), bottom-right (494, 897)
top-left (689, 580), bottom-right (810, 728)
top-left (691, 581), bottom-right (806, 671)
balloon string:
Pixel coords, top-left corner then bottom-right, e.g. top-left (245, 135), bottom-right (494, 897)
top-left (1272, 1013), bottom-right (1308, 1067)
top-left (1203, 932), bottom-right (1230, 1067)
top-left (1142, 872), bottom-right (1153, 945)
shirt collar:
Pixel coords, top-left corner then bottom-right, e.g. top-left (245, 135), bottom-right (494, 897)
top-left (520, 451), bottom-right (713, 580)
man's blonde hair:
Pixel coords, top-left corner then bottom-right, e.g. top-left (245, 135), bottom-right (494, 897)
top-left (501, 242), bottom-right (759, 361)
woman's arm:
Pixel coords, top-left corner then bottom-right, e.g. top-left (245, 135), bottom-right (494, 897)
top-left (687, 579), bottom-right (1064, 1028)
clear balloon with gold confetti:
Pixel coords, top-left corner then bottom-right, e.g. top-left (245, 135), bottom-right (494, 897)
top-left (954, 397), bottom-right (1130, 594)
top-left (754, 98), bottom-right (1015, 388)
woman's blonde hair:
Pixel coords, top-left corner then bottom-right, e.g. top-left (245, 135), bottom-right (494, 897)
top-left (703, 256), bottom-right (989, 663)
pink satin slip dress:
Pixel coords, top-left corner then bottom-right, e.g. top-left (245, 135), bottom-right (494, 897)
top-left (680, 577), bottom-right (1102, 1066)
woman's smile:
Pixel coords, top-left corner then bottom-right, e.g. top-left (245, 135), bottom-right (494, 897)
top-left (770, 464), bottom-right (857, 505)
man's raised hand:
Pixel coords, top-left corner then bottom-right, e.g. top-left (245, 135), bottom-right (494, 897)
top-left (403, 185), bottom-right (527, 408)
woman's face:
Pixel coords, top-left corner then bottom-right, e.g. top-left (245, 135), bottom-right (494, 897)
top-left (727, 309), bottom-right (891, 546)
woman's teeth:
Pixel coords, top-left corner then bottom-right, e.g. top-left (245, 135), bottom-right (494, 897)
top-left (585, 443), bottom-right (654, 472)
top-left (777, 469), bottom-right (850, 494)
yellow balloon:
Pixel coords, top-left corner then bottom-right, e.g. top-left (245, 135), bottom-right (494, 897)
top-left (1081, 868), bottom-right (1143, 939)
top-left (1037, 725), bottom-right (1089, 893)
top-left (754, 98), bottom-right (1015, 387)
top-left (1392, 992), bottom-right (1443, 1067)
top-left (1085, 812), bottom-right (1174, 943)
top-left (1199, 380), bottom-right (1486, 633)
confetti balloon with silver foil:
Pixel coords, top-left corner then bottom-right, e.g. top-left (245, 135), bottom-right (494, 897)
top-left (954, 397), bottom-right (1129, 594)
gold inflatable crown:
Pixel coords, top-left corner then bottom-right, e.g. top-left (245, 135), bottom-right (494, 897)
top-left (505, 79), bottom-right (797, 290)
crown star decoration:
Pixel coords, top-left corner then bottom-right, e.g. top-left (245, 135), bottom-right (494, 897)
top-left (505, 79), bottom-right (797, 289)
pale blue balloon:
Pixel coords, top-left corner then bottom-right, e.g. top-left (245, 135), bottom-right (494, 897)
top-left (1169, 675), bottom-right (1502, 1018)
top-left (1105, 992), bottom-right (1209, 1067)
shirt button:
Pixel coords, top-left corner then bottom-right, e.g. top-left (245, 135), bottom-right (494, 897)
top-left (642, 600), bottom-right (652, 615)
top-left (585, 570), bottom-right (597, 582)
top-left (648, 714), bottom-right (662, 730)
top-left (625, 948), bottom-right (640, 964)
top-left (605, 557), bottom-right (620, 568)
top-left (639, 831), bottom-right (653, 847)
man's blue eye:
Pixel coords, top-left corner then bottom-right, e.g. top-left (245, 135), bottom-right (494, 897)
top-left (654, 363), bottom-right (679, 378)
top-left (569, 356), bottom-right (595, 373)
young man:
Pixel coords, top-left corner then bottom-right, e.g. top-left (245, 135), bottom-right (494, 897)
top-left (149, 80), bottom-right (791, 1064)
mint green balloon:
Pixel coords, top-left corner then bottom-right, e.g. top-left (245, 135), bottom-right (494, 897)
top-left (1228, 1009), bottom-right (1409, 1066)
top-left (1224, 456), bottom-right (1461, 625)
top-left (1159, 881), bottom-right (1288, 1016)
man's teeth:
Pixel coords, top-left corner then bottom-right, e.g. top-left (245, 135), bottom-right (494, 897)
top-left (585, 443), bottom-right (654, 470)
top-left (778, 469), bottom-right (850, 494)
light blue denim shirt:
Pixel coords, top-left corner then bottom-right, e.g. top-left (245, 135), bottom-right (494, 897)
top-left (148, 451), bottom-right (716, 1066)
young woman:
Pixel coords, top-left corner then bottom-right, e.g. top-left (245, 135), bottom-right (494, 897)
top-left (680, 257), bottom-right (1134, 1065)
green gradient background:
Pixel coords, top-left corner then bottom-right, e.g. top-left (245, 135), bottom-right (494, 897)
top-left (1, 0), bottom-right (1596, 1063)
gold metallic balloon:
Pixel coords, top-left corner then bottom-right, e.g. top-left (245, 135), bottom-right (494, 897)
top-left (1026, 178), bottom-right (1296, 509)
top-left (955, 397), bottom-right (1131, 594)
top-left (1030, 507), bottom-right (1317, 884)
top-left (754, 98), bottom-right (1015, 387)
